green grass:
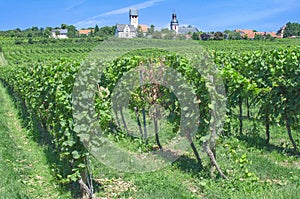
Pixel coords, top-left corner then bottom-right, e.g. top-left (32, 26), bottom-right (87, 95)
top-left (87, 113), bottom-right (300, 198)
top-left (89, 87), bottom-right (300, 198)
top-left (0, 82), bottom-right (72, 199)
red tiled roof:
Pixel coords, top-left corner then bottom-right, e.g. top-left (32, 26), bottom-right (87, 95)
top-left (267, 32), bottom-right (278, 37)
top-left (78, 29), bottom-right (94, 35)
top-left (235, 29), bottom-right (256, 39)
top-left (138, 24), bottom-right (148, 33)
top-left (235, 29), bottom-right (281, 39)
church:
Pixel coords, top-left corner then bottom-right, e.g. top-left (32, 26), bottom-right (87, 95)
top-left (115, 9), bottom-right (148, 38)
top-left (170, 12), bottom-right (199, 35)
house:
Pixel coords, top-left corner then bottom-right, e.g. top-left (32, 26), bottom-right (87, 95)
top-left (277, 25), bottom-right (286, 38)
top-left (200, 33), bottom-right (214, 40)
top-left (115, 24), bottom-right (136, 38)
top-left (200, 33), bottom-right (210, 40)
top-left (178, 26), bottom-right (199, 35)
top-left (235, 29), bottom-right (282, 39)
top-left (78, 29), bottom-right (94, 36)
top-left (51, 29), bottom-right (68, 39)
top-left (179, 26), bottom-right (200, 39)
top-left (138, 24), bottom-right (148, 34)
top-left (235, 29), bottom-right (256, 39)
top-left (267, 32), bottom-right (279, 38)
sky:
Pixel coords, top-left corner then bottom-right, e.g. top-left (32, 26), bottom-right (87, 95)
top-left (0, 0), bottom-right (299, 32)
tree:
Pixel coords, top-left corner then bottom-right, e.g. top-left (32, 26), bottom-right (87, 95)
top-left (230, 31), bottom-right (242, 40)
top-left (67, 25), bottom-right (77, 38)
top-left (61, 24), bottom-right (67, 29)
top-left (31, 26), bottom-right (39, 32)
top-left (265, 34), bottom-right (274, 41)
top-left (200, 33), bottom-right (210, 40)
top-left (148, 24), bottom-right (155, 35)
top-left (224, 30), bottom-right (231, 34)
top-left (94, 24), bottom-right (100, 33)
top-left (152, 31), bottom-right (162, 39)
top-left (160, 28), bottom-right (170, 34)
top-left (283, 22), bottom-right (300, 38)
top-left (44, 27), bottom-right (52, 38)
top-left (37, 28), bottom-right (44, 37)
top-left (160, 28), bottom-right (175, 40)
top-left (55, 30), bottom-right (60, 36)
top-left (95, 26), bottom-right (116, 37)
top-left (176, 34), bottom-right (186, 40)
top-left (214, 31), bottom-right (224, 40)
top-left (192, 32), bottom-right (200, 40)
top-left (137, 26), bottom-right (145, 38)
top-left (163, 31), bottom-right (175, 40)
top-left (254, 34), bottom-right (263, 40)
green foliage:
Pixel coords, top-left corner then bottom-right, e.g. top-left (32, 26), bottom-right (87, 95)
top-left (254, 34), bottom-right (264, 40)
top-left (94, 26), bottom-right (116, 38)
top-left (214, 46), bottom-right (300, 150)
top-left (66, 25), bottom-right (77, 38)
top-left (0, 82), bottom-right (72, 198)
top-left (98, 48), bottom-right (211, 140)
top-left (94, 24), bottom-right (100, 33)
top-left (214, 31), bottom-right (224, 40)
top-left (0, 58), bottom-right (87, 183)
top-left (283, 22), bottom-right (300, 38)
top-left (0, 37), bottom-right (300, 198)
top-left (192, 32), bottom-right (200, 40)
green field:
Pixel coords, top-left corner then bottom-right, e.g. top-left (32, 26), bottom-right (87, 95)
top-left (0, 37), bottom-right (299, 198)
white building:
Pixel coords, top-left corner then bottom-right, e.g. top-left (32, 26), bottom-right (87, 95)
top-left (115, 24), bottom-right (136, 38)
top-left (115, 9), bottom-right (148, 38)
top-left (51, 29), bottom-right (68, 39)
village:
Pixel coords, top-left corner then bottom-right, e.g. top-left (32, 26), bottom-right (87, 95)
top-left (50, 8), bottom-right (288, 40)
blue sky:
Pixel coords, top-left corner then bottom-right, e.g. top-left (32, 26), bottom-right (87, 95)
top-left (0, 0), bottom-right (299, 32)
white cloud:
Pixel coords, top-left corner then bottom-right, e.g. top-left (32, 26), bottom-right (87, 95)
top-left (74, 0), bottom-right (164, 28)
top-left (65, 0), bottom-right (87, 11)
top-left (96, 0), bottom-right (164, 18)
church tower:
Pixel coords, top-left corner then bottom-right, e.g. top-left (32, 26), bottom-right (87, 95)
top-left (170, 12), bottom-right (179, 33)
top-left (129, 9), bottom-right (138, 29)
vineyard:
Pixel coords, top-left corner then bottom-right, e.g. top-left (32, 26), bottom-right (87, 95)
top-left (0, 37), bottom-right (299, 198)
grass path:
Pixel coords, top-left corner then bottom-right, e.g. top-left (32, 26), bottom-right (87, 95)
top-left (0, 82), bottom-right (71, 199)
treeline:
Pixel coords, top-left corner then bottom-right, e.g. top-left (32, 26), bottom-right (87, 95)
top-left (0, 24), bottom-right (116, 39)
top-left (148, 22), bottom-right (300, 41)
top-left (1, 21), bottom-right (299, 42)
top-left (195, 22), bottom-right (300, 41)
top-left (137, 29), bottom-right (276, 41)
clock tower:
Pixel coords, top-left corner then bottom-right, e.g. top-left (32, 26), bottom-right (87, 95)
top-left (129, 9), bottom-right (138, 29)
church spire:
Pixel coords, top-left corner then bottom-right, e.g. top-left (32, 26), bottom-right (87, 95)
top-left (170, 12), bottom-right (179, 33)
